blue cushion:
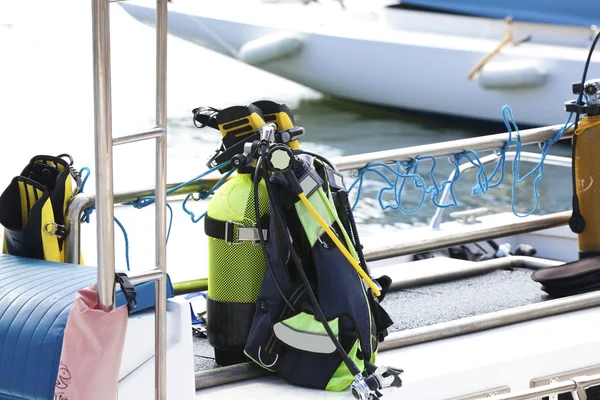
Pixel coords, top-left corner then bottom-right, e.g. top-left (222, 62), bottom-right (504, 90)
top-left (0, 253), bottom-right (174, 400)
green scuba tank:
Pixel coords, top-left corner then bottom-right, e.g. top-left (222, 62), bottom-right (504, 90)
top-left (204, 173), bottom-right (270, 365)
top-left (200, 103), bottom-right (269, 366)
top-left (196, 101), bottom-right (304, 365)
top-left (0, 154), bottom-right (81, 263)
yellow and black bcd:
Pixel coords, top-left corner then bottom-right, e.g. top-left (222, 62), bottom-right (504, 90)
top-left (0, 154), bottom-right (81, 262)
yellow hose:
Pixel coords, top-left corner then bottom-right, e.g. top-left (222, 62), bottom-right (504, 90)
top-left (297, 193), bottom-right (381, 297)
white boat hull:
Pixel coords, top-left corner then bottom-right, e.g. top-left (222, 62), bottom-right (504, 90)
top-left (122, 0), bottom-right (600, 126)
top-left (196, 307), bottom-right (600, 399)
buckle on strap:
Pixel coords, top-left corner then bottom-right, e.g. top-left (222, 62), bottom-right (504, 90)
top-left (115, 272), bottom-right (138, 314)
top-left (205, 214), bottom-right (269, 244)
top-left (225, 220), bottom-right (268, 245)
top-left (224, 220), bottom-right (245, 245)
top-left (237, 226), bottom-right (269, 242)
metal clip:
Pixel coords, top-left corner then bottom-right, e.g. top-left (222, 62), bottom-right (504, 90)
top-left (44, 222), bottom-right (66, 237)
top-left (257, 345), bottom-right (279, 368)
top-left (237, 227), bottom-right (269, 245)
top-left (225, 220), bottom-right (246, 245)
top-left (115, 272), bottom-right (138, 314)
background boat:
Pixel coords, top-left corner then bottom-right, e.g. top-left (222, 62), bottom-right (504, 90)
top-left (121, 0), bottom-right (600, 127)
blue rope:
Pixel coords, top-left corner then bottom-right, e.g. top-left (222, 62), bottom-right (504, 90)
top-left (77, 160), bottom-right (232, 269)
top-left (181, 165), bottom-right (235, 223)
top-left (79, 167), bottom-right (91, 190)
top-left (167, 202), bottom-right (173, 243)
top-left (348, 155), bottom-right (465, 214)
top-left (78, 166), bottom-right (132, 271)
top-left (113, 215), bottom-right (131, 271)
top-left (470, 106), bottom-right (574, 217)
top-left (348, 105), bottom-right (576, 217)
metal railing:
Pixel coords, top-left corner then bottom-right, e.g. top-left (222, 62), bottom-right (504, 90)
top-left (90, 0), bottom-right (168, 399)
top-left (331, 123), bottom-right (573, 172)
top-left (363, 210), bottom-right (571, 261)
top-left (64, 125), bottom-right (575, 291)
top-left (488, 373), bottom-right (600, 400)
top-left (429, 152), bottom-right (573, 229)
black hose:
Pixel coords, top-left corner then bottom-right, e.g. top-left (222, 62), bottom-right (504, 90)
top-left (295, 150), bottom-right (338, 171)
top-left (253, 155), bottom-right (296, 312)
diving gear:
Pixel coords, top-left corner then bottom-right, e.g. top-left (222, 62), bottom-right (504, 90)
top-left (565, 30), bottom-right (600, 245)
top-left (566, 78), bottom-right (600, 258)
top-left (193, 103), bottom-right (304, 174)
top-left (0, 154), bottom-right (81, 262)
top-left (245, 135), bottom-right (399, 396)
top-left (196, 101), bottom-right (304, 366)
top-left (265, 146), bottom-right (381, 296)
top-left (351, 365), bottom-right (403, 400)
top-left (203, 172), bottom-right (270, 366)
top-left (198, 104), bottom-right (270, 366)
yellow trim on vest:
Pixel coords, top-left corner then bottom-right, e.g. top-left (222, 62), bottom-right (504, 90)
top-left (63, 175), bottom-right (74, 214)
top-left (40, 201), bottom-right (61, 262)
top-left (18, 181), bottom-right (28, 227)
top-left (26, 184), bottom-right (36, 212)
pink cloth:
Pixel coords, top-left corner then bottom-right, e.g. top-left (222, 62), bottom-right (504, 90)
top-left (54, 284), bottom-right (129, 400)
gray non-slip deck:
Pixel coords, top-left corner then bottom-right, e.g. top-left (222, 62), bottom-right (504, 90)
top-left (192, 266), bottom-right (548, 373)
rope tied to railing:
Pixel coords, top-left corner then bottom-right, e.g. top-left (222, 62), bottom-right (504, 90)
top-left (348, 105), bottom-right (576, 218)
top-left (77, 160), bottom-right (233, 270)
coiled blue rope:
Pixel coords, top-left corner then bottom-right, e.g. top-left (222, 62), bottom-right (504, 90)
top-left (181, 165), bottom-right (235, 223)
top-left (470, 105), bottom-right (575, 217)
top-left (78, 160), bottom-right (232, 270)
top-left (78, 166), bottom-right (134, 270)
top-left (348, 105), bottom-right (575, 217)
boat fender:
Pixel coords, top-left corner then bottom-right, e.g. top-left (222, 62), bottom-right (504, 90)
top-left (477, 60), bottom-right (548, 89)
top-left (238, 32), bottom-right (303, 66)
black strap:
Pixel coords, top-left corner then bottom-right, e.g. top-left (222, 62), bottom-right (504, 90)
top-left (204, 214), bottom-right (234, 243)
top-left (204, 214), bottom-right (270, 243)
top-left (115, 272), bottom-right (137, 314)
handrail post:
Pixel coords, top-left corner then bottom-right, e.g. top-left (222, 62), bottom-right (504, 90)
top-left (155, 0), bottom-right (168, 398)
top-left (92, 0), bottom-right (116, 312)
top-left (91, 0), bottom-right (167, 398)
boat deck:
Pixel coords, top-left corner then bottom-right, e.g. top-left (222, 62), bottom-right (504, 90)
top-left (192, 266), bottom-right (548, 373)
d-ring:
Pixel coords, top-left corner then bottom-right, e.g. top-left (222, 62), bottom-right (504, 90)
top-left (258, 345), bottom-right (279, 368)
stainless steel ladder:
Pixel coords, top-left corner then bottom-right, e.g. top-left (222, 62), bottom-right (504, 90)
top-left (91, 0), bottom-right (168, 399)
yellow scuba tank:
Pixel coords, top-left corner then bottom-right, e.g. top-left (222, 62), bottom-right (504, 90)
top-left (571, 114), bottom-right (600, 258)
top-left (196, 101), bottom-right (303, 365)
top-left (565, 79), bottom-right (600, 258)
